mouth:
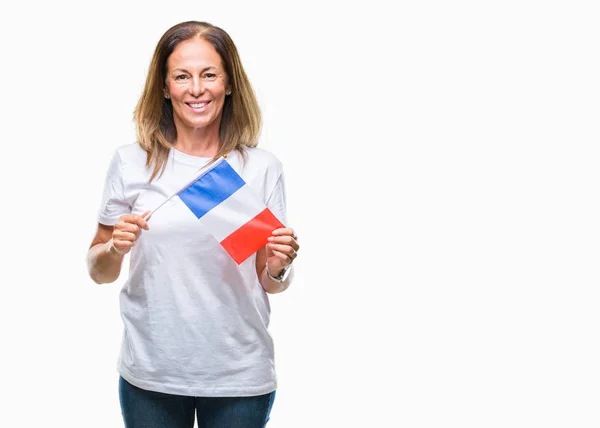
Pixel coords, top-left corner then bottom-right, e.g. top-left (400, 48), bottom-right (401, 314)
top-left (186, 101), bottom-right (211, 112)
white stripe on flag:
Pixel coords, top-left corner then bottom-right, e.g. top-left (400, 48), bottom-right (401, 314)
top-left (199, 184), bottom-right (266, 242)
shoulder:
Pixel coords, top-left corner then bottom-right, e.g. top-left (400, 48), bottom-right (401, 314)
top-left (241, 147), bottom-right (283, 173)
top-left (106, 143), bottom-right (150, 185)
top-left (233, 147), bottom-right (284, 195)
top-left (114, 142), bottom-right (147, 166)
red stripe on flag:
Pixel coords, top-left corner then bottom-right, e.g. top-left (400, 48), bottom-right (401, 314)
top-left (220, 208), bottom-right (285, 264)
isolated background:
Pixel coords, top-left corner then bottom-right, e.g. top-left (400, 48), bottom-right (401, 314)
top-left (1, 1), bottom-right (599, 427)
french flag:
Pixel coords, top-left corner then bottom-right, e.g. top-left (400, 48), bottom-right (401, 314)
top-left (176, 158), bottom-right (284, 264)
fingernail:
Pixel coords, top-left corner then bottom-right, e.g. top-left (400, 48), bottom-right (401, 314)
top-left (267, 237), bottom-right (273, 241)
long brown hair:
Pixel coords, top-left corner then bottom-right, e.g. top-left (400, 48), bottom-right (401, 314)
top-left (134, 21), bottom-right (261, 181)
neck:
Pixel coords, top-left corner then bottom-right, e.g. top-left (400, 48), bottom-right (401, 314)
top-left (172, 121), bottom-right (221, 157)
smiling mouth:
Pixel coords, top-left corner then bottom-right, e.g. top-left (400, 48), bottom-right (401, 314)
top-left (186, 101), bottom-right (210, 109)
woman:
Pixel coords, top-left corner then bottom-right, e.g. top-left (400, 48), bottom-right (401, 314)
top-left (87, 21), bottom-right (299, 428)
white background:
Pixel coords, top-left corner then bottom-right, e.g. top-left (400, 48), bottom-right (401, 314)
top-left (0, 1), bottom-right (599, 427)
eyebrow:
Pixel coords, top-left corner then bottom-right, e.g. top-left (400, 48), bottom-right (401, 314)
top-left (172, 67), bottom-right (218, 74)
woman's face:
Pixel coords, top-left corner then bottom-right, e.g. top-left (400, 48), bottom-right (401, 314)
top-left (165, 37), bottom-right (229, 134)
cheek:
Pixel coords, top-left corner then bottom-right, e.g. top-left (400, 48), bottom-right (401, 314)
top-left (168, 84), bottom-right (185, 99)
top-left (216, 88), bottom-right (228, 101)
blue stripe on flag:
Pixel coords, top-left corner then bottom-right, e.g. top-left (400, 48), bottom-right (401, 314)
top-left (178, 160), bottom-right (246, 219)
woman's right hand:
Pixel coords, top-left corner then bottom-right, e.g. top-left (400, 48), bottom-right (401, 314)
top-left (111, 210), bottom-right (151, 255)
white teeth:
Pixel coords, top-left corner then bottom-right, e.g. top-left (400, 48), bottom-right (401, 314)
top-left (189, 103), bottom-right (206, 108)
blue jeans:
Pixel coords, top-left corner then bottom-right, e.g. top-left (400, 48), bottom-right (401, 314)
top-left (119, 376), bottom-right (276, 428)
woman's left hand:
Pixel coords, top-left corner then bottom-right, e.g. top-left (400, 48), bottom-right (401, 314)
top-left (266, 227), bottom-right (300, 275)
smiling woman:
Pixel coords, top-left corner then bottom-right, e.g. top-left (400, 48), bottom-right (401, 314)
top-left (86, 21), bottom-right (299, 428)
top-left (165, 38), bottom-right (230, 148)
top-left (134, 21), bottom-right (262, 181)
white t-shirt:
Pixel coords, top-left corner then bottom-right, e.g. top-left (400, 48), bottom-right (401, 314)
top-left (97, 143), bottom-right (287, 397)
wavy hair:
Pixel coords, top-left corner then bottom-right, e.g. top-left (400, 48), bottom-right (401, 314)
top-left (134, 21), bottom-right (261, 181)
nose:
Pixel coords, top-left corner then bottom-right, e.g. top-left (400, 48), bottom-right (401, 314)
top-left (189, 76), bottom-right (205, 97)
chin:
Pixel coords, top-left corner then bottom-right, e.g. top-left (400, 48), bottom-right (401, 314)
top-left (183, 117), bottom-right (212, 128)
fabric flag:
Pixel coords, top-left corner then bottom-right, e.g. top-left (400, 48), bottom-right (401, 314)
top-left (176, 158), bottom-right (285, 264)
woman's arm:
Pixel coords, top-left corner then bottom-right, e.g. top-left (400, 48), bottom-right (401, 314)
top-left (87, 224), bottom-right (124, 284)
top-left (87, 212), bottom-right (150, 284)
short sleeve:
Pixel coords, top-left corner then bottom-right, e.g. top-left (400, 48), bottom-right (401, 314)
top-left (266, 170), bottom-right (287, 226)
top-left (97, 150), bottom-right (132, 225)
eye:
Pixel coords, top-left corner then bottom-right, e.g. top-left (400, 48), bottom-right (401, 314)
top-left (202, 73), bottom-right (218, 81)
top-left (174, 75), bottom-right (188, 81)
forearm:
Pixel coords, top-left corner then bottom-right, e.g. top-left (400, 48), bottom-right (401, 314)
top-left (259, 264), bottom-right (294, 294)
top-left (87, 239), bottom-right (125, 284)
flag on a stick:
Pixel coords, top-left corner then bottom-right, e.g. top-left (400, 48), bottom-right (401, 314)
top-left (172, 158), bottom-right (284, 264)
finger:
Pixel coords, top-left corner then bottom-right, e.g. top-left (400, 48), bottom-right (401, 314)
top-left (139, 211), bottom-right (151, 229)
top-left (113, 230), bottom-right (138, 243)
top-left (268, 243), bottom-right (298, 259)
top-left (113, 238), bottom-right (135, 248)
top-left (116, 222), bottom-right (141, 235)
top-left (119, 213), bottom-right (142, 223)
top-left (271, 249), bottom-right (294, 264)
top-left (268, 235), bottom-right (299, 250)
top-left (271, 227), bottom-right (296, 238)
top-left (134, 212), bottom-right (150, 230)
top-left (118, 213), bottom-right (149, 231)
